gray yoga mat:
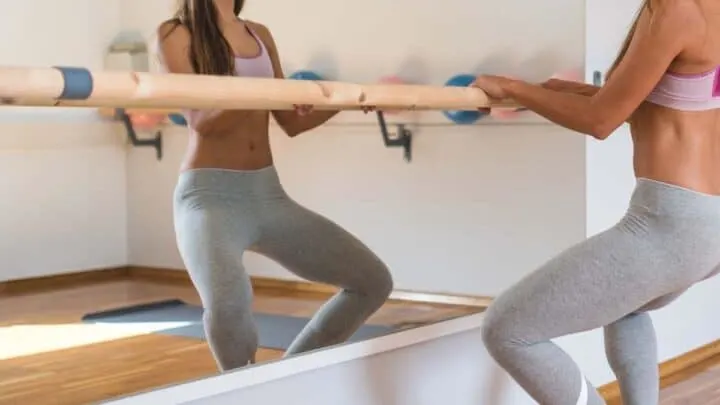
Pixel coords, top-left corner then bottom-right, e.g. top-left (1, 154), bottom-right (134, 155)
top-left (81, 299), bottom-right (395, 350)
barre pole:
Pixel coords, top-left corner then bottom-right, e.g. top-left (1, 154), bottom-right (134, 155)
top-left (0, 66), bottom-right (520, 111)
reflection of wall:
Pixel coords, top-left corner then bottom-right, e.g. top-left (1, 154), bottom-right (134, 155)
top-left (0, 0), bottom-right (127, 282)
top-left (123, 0), bottom-right (588, 298)
top-left (105, 31), bottom-right (150, 72)
top-left (120, 0), bottom-right (720, 392)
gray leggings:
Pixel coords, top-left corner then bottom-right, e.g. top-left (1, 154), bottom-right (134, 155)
top-left (173, 166), bottom-right (393, 371)
top-left (482, 178), bottom-right (720, 405)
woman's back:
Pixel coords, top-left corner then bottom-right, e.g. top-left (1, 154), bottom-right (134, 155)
top-left (628, 0), bottom-right (720, 193)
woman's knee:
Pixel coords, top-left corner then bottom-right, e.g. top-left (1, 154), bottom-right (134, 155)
top-left (480, 303), bottom-right (505, 349)
top-left (203, 305), bottom-right (259, 368)
top-left (358, 260), bottom-right (394, 304)
top-left (481, 299), bottom-right (526, 356)
top-left (374, 264), bottom-right (395, 297)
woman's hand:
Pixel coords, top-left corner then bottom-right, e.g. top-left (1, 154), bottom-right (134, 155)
top-left (471, 74), bottom-right (513, 99)
top-left (471, 74), bottom-right (517, 114)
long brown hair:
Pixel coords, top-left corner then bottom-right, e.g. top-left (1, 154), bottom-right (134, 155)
top-left (606, 0), bottom-right (651, 80)
top-left (163, 0), bottom-right (245, 76)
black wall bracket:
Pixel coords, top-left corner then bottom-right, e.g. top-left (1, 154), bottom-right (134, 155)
top-left (376, 111), bottom-right (412, 162)
top-left (115, 108), bottom-right (163, 160)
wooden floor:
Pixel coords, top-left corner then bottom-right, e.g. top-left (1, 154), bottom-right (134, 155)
top-left (1, 276), bottom-right (719, 405)
top-left (659, 359), bottom-right (720, 405)
top-left (0, 276), bottom-right (480, 405)
top-left (665, 369), bottom-right (720, 404)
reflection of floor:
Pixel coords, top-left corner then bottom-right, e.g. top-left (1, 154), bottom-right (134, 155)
top-left (0, 276), bottom-right (482, 405)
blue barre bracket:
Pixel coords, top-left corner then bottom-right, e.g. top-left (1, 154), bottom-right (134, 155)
top-left (52, 66), bottom-right (94, 100)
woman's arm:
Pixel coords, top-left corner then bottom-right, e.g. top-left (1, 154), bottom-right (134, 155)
top-left (540, 79), bottom-right (600, 97)
top-left (491, 1), bottom-right (700, 140)
top-left (248, 22), bottom-right (339, 137)
top-left (540, 79), bottom-right (637, 124)
top-left (156, 20), bottom-right (247, 135)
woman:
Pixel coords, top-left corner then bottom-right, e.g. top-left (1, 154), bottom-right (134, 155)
top-left (156, 0), bottom-right (393, 372)
top-left (473, 1), bottom-right (720, 404)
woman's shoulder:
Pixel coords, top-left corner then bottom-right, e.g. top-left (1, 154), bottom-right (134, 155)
top-left (243, 19), bottom-right (273, 38)
top-left (157, 18), bottom-right (189, 39)
top-left (649, 0), bottom-right (702, 19)
top-left (646, 0), bottom-right (705, 42)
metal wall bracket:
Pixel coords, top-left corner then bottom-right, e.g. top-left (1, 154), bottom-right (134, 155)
top-left (376, 111), bottom-right (412, 162)
top-left (115, 108), bottom-right (163, 160)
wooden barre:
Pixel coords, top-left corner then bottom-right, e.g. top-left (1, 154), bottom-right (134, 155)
top-left (0, 66), bottom-right (521, 111)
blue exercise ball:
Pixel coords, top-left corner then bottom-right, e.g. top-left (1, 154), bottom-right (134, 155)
top-left (168, 113), bottom-right (187, 127)
top-left (442, 73), bottom-right (487, 125)
top-left (288, 70), bottom-right (324, 81)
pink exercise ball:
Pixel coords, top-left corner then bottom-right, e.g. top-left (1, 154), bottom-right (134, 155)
top-left (551, 68), bottom-right (582, 82)
top-left (129, 112), bottom-right (165, 130)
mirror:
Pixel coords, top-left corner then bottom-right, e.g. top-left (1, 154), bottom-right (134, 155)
top-left (0, 0), bottom-right (583, 404)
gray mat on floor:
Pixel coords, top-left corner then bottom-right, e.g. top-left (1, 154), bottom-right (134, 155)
top-left (81, 299), bottom-right (395, 351)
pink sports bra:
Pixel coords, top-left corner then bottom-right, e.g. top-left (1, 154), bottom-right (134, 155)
top-left (157, 23), bottom-right (275, 127)
top-left (645, 67), bottom-right (720, 111)
top-left (227, 25), bottom-right (275, 79)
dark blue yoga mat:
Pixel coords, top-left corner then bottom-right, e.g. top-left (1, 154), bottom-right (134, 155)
top-left (81, 299), bottom-right (395, 351)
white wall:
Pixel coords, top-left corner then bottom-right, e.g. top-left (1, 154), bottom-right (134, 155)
top-left (0, 0), bottom-right (127, 281)
top-left (123, 0), bottom-right (588, 297)
top-left (128, 124), bottom-right (586, 296)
